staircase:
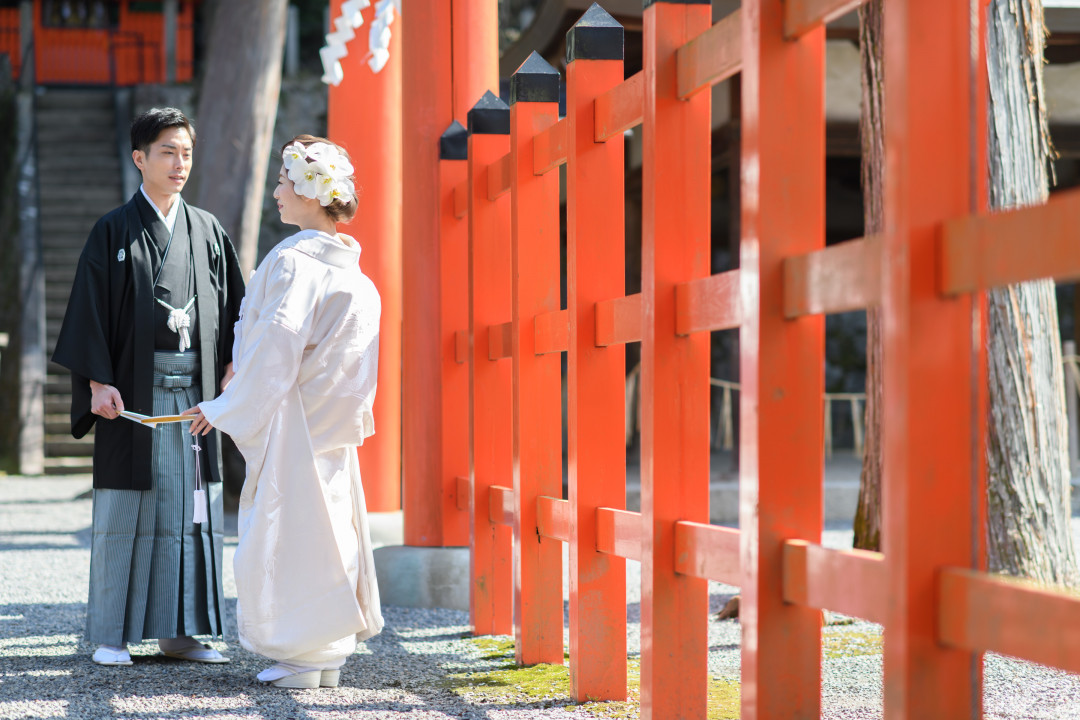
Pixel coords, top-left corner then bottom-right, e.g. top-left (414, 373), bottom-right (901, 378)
top-left (37, 88), bottom-right (124, 475)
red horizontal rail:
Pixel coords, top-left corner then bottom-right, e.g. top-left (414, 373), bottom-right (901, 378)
top-left (488, 321), bottom-right (512, 360)
top-left (595, 293), bottom-right (642, 347)
top-left (673, 521), bottom-right (741, 586)
top-left (595, 70), bottom-right (644, 142)
top-left (675, 269), bottom-right (742, 335)
top-left (489, 484), bottom-right (514, 526)
top-left (939, 187), bottom-right (1080, 294)
top-left (488, 153), bottom-right (512, 200)
top-left (534, 309), bottom-right (569, 355)
top-left (454, 329), bottom-right (467, 364)
top-left (938, 568), bottom-right (1080, 675)
top-left (537, 495), bottom-right (569, 542)
top-left (784, 236), bottom-right (880, 318)
top-left (784, 0), bottom-right (867, 39)
top-left (596, 507), bottom-right (641, 561)
top-left (456, 475), bottom-right (469, 512)
top-left (533, 118), bottom-right (567, 175)
top-left (676, 9), bottom-right (742, 100)
top-left (781, 540), bottom-right (887, 624)
top-left (454, 180), bottom-right (467, 219)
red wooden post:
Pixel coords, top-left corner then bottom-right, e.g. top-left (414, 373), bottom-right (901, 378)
top-left (639, 1), bottom-right (712, 717)
top-left (565, 4), bottom-right (628, 701)
top-left (327, 0), bottom-right (402, 512)
top-left (738, 1), bottom-right (826, 718)
top-left (509, 53), bottom-right (564, 665)
top-left (881, 0), bottom-right (986, 717)
top-left (438, 121), bottom-right (471, 546)
top-left (403, 0), bottom-right (496, 546)
top-left (402, 0), bottom-right (453, 543)
top-left (468, 91), bottom-right (514, 636)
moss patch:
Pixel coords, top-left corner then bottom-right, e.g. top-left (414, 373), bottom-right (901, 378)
top-left (445, 638), bottom-right (740, 719)
top-left (822, 627), bottom-right (883, 659)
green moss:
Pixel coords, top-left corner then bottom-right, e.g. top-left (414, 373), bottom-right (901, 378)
top-left (822, 628), bottom-right (883, 659)
top-left (446, 640), bottom-right (740, 719)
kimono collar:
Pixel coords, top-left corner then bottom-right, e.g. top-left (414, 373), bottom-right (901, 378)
top-left (282, 229), bottom-right (362, 269)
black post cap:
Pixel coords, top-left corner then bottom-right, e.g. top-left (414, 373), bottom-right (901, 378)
top-left (643, 0), bottom-right (710, 6)
top-left (566, 3), bottom-right (623, 63)
top-left (510, 52), bottom-right (561, 105)
top-left (467, 90), bottom-right (510, 135)
top-left (440, 120), bottom-right (468, 160)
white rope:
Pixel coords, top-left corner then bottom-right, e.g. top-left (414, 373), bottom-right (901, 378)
top-left (156, 296), bottom-right (196, 353)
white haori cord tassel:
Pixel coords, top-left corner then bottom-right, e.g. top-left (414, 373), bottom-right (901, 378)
top-left (191, 439), bottom-right (208, 525)
top-left (156, 297), bottom-right (196, 352)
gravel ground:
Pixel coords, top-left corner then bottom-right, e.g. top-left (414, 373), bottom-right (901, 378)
top-left (2, 475), bottom-right (1080, 719)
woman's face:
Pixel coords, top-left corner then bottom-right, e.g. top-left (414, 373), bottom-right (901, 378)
top-left (273, 164), bottom-right (311, 227)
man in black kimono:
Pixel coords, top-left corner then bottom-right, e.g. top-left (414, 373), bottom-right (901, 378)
top-left (53, 107), bottom-right (245, 667)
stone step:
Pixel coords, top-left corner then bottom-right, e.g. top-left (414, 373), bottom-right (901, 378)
top-left (43, 456), bottom-right (94, 476)
top-left (38, 156), bottom-right (120, 174)
top-left (35, 89), bottom-right (113, 109)
top-left (44, 434), bottom-right (95, 457)
top-left (45, 397), bottom-right (71, 415)
top-left (37, 106), bottom-right (112, 126)
top-left (45, 413), bottom-right (72, 435)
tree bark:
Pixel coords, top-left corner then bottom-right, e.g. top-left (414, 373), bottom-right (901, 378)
top-left (985, 0), bottom-right (1078, 586)
top-left (852, 0), bottom-right (884, 552)
top-left (191, 0), bottom-right (287, 276)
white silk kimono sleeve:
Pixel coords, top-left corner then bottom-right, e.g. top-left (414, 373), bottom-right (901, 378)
top-left (199, 252), bottom-right (317, 449)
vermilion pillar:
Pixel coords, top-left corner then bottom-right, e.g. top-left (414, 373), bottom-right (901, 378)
top-left (565, 5), bottom-right (627, 702)
top-left (328, 0), bottom-right (402, 511)
top-left (467, 91), bottom-right (514, 635)
top-left (402, 0), bottom-right (497, 545)
top-left (739, 1), bottom-right (825, 718)
top-left (508, 53), bottom-right (564, 665)
top-left (639, 1), bottom-right (712, 717)
top-left (881, 0), bottom-right (985, 717)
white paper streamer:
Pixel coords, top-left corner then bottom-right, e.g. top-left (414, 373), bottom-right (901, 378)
top-left (192, 440), bottom-right (207, 525)
top-left (319, 0), bottom-right (400, 84)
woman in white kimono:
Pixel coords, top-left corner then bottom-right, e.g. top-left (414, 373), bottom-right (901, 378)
top-left (183, 135), bottom-right (383, 688)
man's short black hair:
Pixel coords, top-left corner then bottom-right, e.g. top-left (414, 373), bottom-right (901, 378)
top-left (130, 107), bottom-right (196, 154)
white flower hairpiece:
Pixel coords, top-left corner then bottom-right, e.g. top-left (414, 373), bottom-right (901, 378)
top-left (282, 141), bottom-right (356, 207)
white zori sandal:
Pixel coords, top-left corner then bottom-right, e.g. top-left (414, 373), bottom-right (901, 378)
top-left (158, 636), bottom-right (230, 663)
top-left (257, 663), bottom-right (340, 688)
top-left (92, 645), bottom-right (133, 666)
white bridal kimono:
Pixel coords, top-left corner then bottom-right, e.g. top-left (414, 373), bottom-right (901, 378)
top-left (199, 229), bottom-right (383, 666)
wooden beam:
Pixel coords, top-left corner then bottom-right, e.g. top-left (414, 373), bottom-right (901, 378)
top-left (673, 521), bottom-right (740, 586)
top-left (595, 293), bottom-right (642, 346)
top-left (675, 269), bottom-right (742, 335)
top-left (784, 0), bottom-right (867, 40)
top-left (595, 71), bottom-right (644, 141)
top-left (534, 118), bottom-right (568, 175)
top-left (676, 9), bottom-right (742, 100)
top-left (940, 187), bottom-right (1080, 294)
top-left (489, 484), bottom-right (515, 526)
top-left (783, 236), bottom-right (880, 318)
top-left (488, 153), bottom-right (512, 200)
top-left (488, 321), bottom-right (513, 360)
top-left (939, 568), bottom-right (1080, 676)
top-left (596, 507), bottom-right (641, 560)
top-left (537, 495), bottom-right (570, 541)
top-left (781, 540), bottom-right (887, 624)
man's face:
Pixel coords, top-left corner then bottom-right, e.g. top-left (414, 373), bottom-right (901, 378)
top-left (132, 126), bottom-right (193, 197)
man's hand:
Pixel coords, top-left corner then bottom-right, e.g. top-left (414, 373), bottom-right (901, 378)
top-left (181, 406), bottom-right (214, 436)
top-left (220, 362), bottom-right (235, 392)
top-left (89, 381), bottom-right (124, 420)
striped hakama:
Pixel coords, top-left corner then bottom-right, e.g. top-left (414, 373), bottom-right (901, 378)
top-left (86, 351), bottom-right (225, 647)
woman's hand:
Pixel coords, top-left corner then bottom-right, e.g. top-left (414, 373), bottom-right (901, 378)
top-left (181, 406), bottom-right (214, 436)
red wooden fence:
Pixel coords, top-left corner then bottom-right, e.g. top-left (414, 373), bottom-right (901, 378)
top-left (434, 0), bottom-right (1080, 717)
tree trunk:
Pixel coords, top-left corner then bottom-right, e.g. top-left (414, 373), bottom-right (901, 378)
top-left (852, 0), bottom-right (884, 552)
top-left (191, 0), bottom-right (287, 276)
top-left (985, 0), bottom-right (1078, 586)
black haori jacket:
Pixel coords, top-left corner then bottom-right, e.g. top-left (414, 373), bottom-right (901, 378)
top-left (52, 193), bottom-right (245, 490)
